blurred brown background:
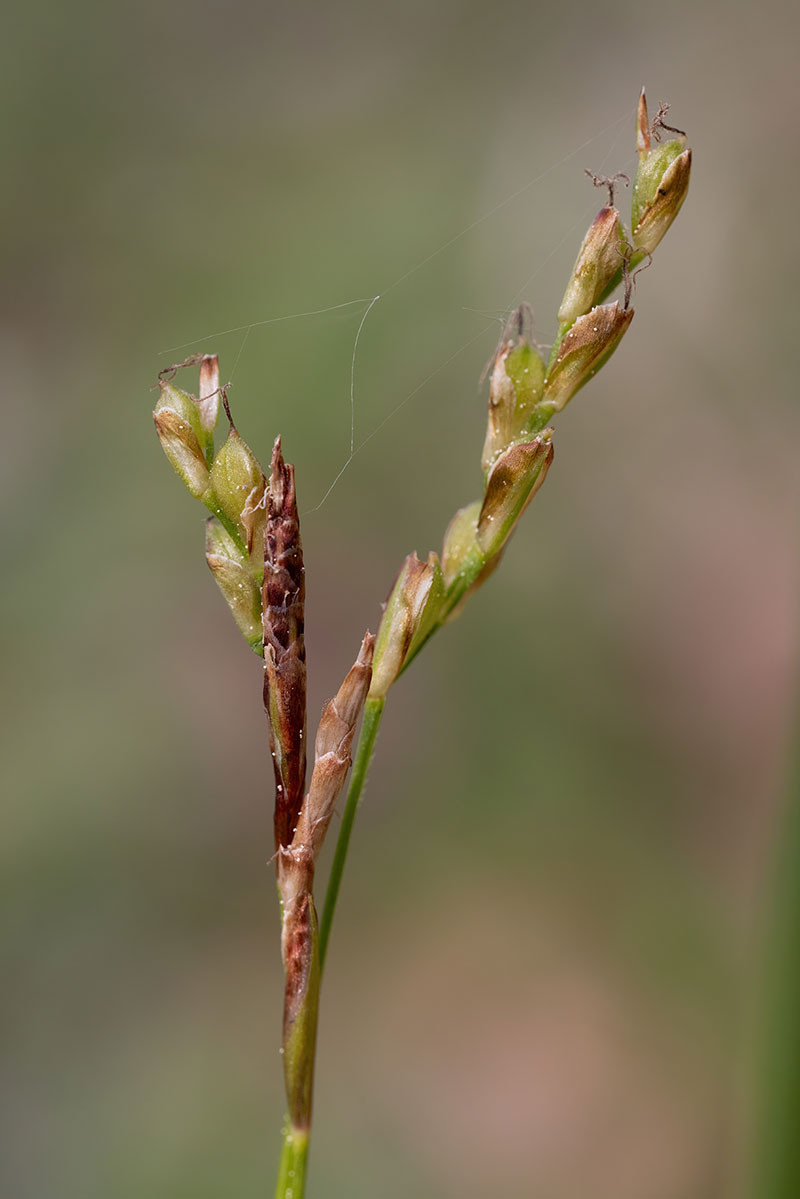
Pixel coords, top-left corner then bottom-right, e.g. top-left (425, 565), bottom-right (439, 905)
top-left (2, 1), bottom-right (798, 1196)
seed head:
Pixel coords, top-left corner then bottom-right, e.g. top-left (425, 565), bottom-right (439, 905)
top-left (476, 434), bottom-right (554, 560)
top-left (543, 302), bottom-right (634, 413)
top-left (632, 90), bottom-right (691, 255)
top-left (205, 518), bottom-right (263, 654)
top-left (369, 553), bottom-right (444, 699)
top-left (153, 382), bottom-right (210, 498)
top-left (632, 147), bottom-right (691, 256)
top-left (207, 405), bottom-right (267, 552)
top-left (557, 205), bottom-right (628, 328)
top-left (482, 312), bottom-right (547, 473)
top-left (441, 502), bottom-right (482, 589)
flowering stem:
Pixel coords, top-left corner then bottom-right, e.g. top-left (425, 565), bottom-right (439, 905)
top-left (272, 696), bottom-right (383, 1194)
top-left (751, 723), bottom-right (800, 1198)
top-left (274, 1122), bottom-right (309, 1199)
top-left (319, 696), bottom-right (385, 971)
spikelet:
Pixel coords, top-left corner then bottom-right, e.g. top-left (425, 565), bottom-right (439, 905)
top-left (263, 438), bottom-right (308, 850)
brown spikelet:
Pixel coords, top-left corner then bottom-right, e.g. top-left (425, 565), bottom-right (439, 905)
top-left (263, 437), bottom-right (307, 850)
top-left (290, 632), bottom-right (374, 863)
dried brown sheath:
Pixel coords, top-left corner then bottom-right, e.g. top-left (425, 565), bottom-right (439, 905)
top-left (263, 437), bottom-right (307, 850)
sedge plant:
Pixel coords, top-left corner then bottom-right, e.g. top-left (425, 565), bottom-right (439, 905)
top-left (152, 91), bottom-right (691, 1198)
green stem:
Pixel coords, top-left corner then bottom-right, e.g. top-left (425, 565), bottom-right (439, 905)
top-left (274, 888), bottom-right (319, 1198)
top-left (319, 696), bottom-right (385, 971)
top-left (273, 698), bottom-right (383, 1195)
top-left (750, 711), bottom-right (800, 1198)
top-left (274, 1122), bottom-right (309, 1199)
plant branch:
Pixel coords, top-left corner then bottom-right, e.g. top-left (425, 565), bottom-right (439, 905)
top-left (275, 1122), bottom-right (310, 1199)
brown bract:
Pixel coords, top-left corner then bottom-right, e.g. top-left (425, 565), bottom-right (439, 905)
top-left (205, 518), bottom-right (263, 651)
top-left (544, 302), bottom-right (634, 412)
top-left (557, 205), bottom-right (626, 327)
top-left (152, 406), bottom-right (209, 497)
top-left (637, 87), bottom-right (651, 154)
top-left (477, 436), bottom-right (554, 559)
top-left (290, 632), bottom-right (375, 863)
top-left (369, 553), bottom-right (442, 699)
top-left (632, 149), bottom-right (692, 255)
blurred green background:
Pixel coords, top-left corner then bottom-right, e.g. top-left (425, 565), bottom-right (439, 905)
top-left (2, 1), bottom-right (798, 1196)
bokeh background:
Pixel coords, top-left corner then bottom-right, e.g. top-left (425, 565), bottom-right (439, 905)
top-left (2, 1), bottom-right (798, 1196)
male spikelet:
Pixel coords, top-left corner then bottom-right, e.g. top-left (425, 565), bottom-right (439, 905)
top-left (263, 438), bottom-right (308, 850)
